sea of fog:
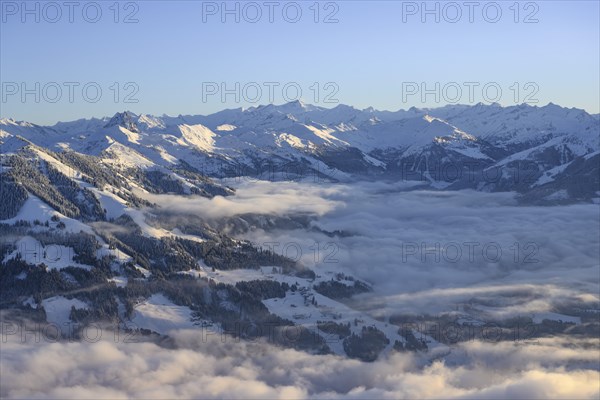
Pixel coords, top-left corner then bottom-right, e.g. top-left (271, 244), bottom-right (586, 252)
top-left (2, 180), bottom-right (599, 399)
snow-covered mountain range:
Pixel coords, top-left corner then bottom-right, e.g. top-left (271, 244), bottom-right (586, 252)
top-left (2, 101), bottom-right (599, 203)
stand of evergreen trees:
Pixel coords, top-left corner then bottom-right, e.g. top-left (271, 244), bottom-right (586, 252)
top-left (313, 279), bottom-right (371, 299)
top-left (343, 325), bottom-right (390, 361)
top-left (0, 174), bottom-right (28, 219)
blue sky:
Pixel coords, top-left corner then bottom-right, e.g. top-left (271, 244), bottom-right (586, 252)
top-left (1, 0), bottom-right (599, 124)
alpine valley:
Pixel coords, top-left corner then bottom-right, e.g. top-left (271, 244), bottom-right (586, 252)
top-left (1, 101), bottom-right (598, 362)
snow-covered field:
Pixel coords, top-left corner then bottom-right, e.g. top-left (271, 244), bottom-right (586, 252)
top-left (3, 236), bottom-right (92, 271)
top-left (130, 294), bottom-right (198, 335)
top-left (41, 296), bottom-right (89, 330)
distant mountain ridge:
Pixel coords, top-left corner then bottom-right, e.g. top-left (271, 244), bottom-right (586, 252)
top-left (1, 101), bottom-right (599, 204)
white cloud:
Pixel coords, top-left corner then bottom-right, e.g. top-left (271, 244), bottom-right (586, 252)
top-left (135, 180), bottom-right (343, 219)
top-left (1, 331), bottom-right (598, 399)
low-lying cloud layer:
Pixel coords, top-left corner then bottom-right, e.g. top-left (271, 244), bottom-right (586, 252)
top-left (1, 330), bottom-right (598, 399)
top-left (135, 180), bottom-right (343, 219)
top-left (231, 181), bottom-right (599, 318)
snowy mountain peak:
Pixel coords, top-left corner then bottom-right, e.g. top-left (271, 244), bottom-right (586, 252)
top-left (137, 114), bottom-right (167, 130)
top-left (275, 100), bottom-right (323, 114)
top-left (288, 99), bottom-right (307, 108)
top-left (423, 114), bottom-right (439, 123)
top-left (0, 117), bottom-right (16, 125)
top-left (0, 118), bottom-right (34, 127)
top-left (104, 111), bottom-right (140, 132)
top-left (541, 102), bottom-right (564, 111)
